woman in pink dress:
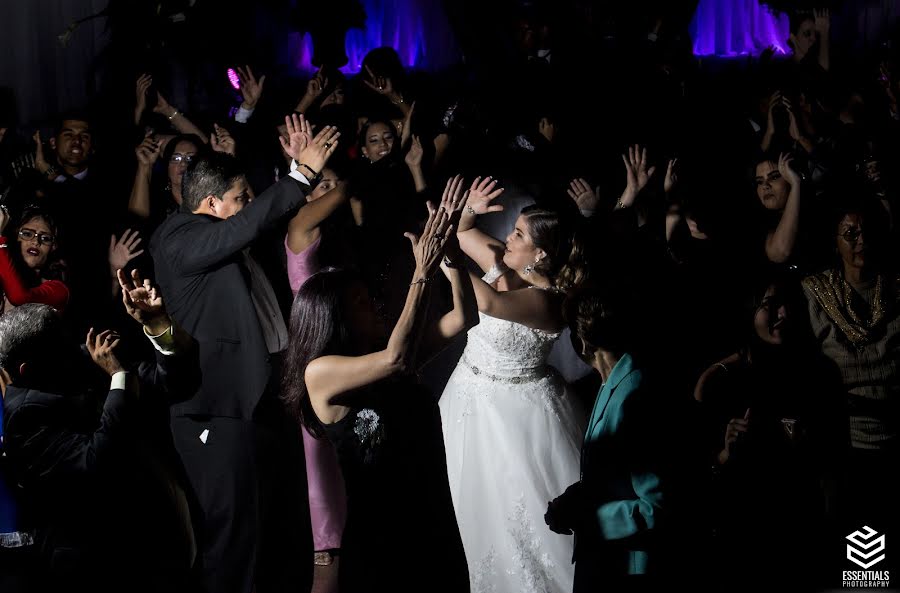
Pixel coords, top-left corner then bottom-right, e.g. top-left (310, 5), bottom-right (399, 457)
top-left (285, 166), bottom-right (357, 591)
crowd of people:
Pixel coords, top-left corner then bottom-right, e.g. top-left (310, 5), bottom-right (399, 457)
top-left (0, 3), bottom-right (898, 593)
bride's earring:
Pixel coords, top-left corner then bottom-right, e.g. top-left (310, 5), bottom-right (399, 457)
top-left (523, 264), bottom-right (534, 276)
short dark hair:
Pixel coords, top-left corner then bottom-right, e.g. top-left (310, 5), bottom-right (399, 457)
top-left (53, 111), bottom-right (92, 137)
top-left (181, 153), bottom-right (245, 213)
top-left (0, 303), bottom-right (62, 381)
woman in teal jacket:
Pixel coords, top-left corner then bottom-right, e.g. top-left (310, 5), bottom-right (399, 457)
top-left (545, 287), bottom-right (665, 591)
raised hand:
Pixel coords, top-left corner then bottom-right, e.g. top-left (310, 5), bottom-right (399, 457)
top-left (306, 70), bottom-right (327, 100)
top-left (400, 100), bottom-right (416, 146)
top-left (0, 205), bottom-right (10, 235)
top-left (363, 64), bottom-right (395, 98)
top-left (438, 175), bottom-right (468, 260)
top-left (465, 176), bottom-right (505, 215)
top-left (405, 202), bottom-right (453, 281)
top-left (620, 144), bottom-right (657, 208)
top-left (153, 91), bottom-right (172, 115)
top-left (664, 159), bottom-right (679, 194)
top-left (108, 229), bottom-right (144, 275)
top-left (777, 152), bottom-right (801, 186)
top-left (86, 328), bottom-right (124, 376)
top-left (567, 178), bottom-right (600, 211)
top-left (117, 268), bottom-right (169, 333)
top-left (782, 98), bottom-right (804, 141)
top-left (814, 8), bottom-right (830, 34)
top-left (32, 131), bottom-right (52, 176)
top-left (135, 130), bottom-right (161, 167)
top-left (286, 114), bottom-right (341, 174)
top-left (211, 123), bottom-right (236, 156)
top-left (721, 408), bottom-right (750, 464)
top-left (405, 135), bottom-right (424, 169)
top-left (236, 65), bottom-right (265, 110)
top-left (766, 90), bottom-right (782, 132)
top-left (135, 73), bottom-right (152, 123)
top-left (759, 45), bottom-right (777, 63)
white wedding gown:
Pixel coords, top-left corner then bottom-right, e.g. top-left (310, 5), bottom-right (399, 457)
top-left (439, 269), bottom-right (586, 593)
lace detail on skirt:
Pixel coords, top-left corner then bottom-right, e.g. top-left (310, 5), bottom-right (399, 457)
top-left (506, 495), bottom-right (557, 592)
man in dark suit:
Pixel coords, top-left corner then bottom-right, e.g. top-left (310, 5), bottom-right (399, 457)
top-left (0, 269), bottom-right (202, 593)
top-left (149, 115), bottom-right (339, 593)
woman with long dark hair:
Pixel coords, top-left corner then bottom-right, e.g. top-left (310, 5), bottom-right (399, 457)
top-left (282, 178), bottom-right (477, 593)
top-left (438, 177), bottom-right (587, 593)
top-left (694, 270), bottom-right (840, 590)
top-left (0, 206), bottom-right (68, 313)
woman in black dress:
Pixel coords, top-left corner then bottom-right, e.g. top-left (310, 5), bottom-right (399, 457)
top-left (282, 178), bottom-right (477, 593)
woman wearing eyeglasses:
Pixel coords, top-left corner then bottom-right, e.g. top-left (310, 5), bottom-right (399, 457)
top-left (0, 206), bottom-right (69, 314)
top-left (127, 133), bottom-right (206, 232)
top-left (802, 198), bottom-right (900, 552)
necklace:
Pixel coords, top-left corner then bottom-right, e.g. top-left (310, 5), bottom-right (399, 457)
top-left (843, 274), bottom-right (885, 329)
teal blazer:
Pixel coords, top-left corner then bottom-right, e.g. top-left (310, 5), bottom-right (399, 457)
top-left (575, 353), bottom-right (664, 578)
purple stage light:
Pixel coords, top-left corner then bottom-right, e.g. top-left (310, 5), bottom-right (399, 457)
top-left (690, 0), bottom-right (790, 57)
top-left (292, 0), bottom-right (454, 73)
top-left (227, 68), bottom-right (241, 89)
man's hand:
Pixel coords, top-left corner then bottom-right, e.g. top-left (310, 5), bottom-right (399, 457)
top-left (284, 114), bottom-right (341, 174)
top-left (236, 65), bottom-right (265, 110)
top-left (117, 268), bottom-right (170, 335)
top-left (86, 328), bottom-right (125, 376)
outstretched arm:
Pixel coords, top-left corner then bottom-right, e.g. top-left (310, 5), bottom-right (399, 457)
top-left (165, 116), bottom-right (340, 275)
top-left (305, 204), bottom-right (453, 424)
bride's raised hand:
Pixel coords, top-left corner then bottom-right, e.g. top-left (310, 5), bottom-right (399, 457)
top-left (465, 176), bottom-right (504, 216)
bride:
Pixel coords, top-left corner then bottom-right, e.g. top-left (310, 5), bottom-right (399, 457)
top-left (439, 175), bottom-right (586, 593)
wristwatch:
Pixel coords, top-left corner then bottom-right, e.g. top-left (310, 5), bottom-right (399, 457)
top-left (314, 549), bottom-right (339, 566)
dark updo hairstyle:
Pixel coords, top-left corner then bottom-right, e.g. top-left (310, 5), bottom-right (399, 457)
top-left (518, 205), bottom-right (586, 292)
top-left (564, 283), bottom-right (636, 357)
top-left (281, 267), bottom-right (360, 438)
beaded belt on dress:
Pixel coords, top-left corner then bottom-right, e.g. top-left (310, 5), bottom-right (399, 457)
top-left (462, 355), bottom-right (552, 384)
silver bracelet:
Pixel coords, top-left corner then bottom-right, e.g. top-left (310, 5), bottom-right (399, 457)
top-left (466, 205), bottom-right (476, 216)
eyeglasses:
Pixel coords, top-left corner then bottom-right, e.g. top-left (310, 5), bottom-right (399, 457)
top-left (18, 228), bottom-right (55, 245)
top-left (170, 153), bottom-right (195, 164)
top-left (838, 228), bottom-right (864, 242)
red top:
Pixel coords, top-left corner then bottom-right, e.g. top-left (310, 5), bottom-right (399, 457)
top-left (0, 236), bottom-right (69, 312)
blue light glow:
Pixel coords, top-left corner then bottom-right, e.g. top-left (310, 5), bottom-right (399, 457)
top-left (690, 0), bottom-right (790, 57)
